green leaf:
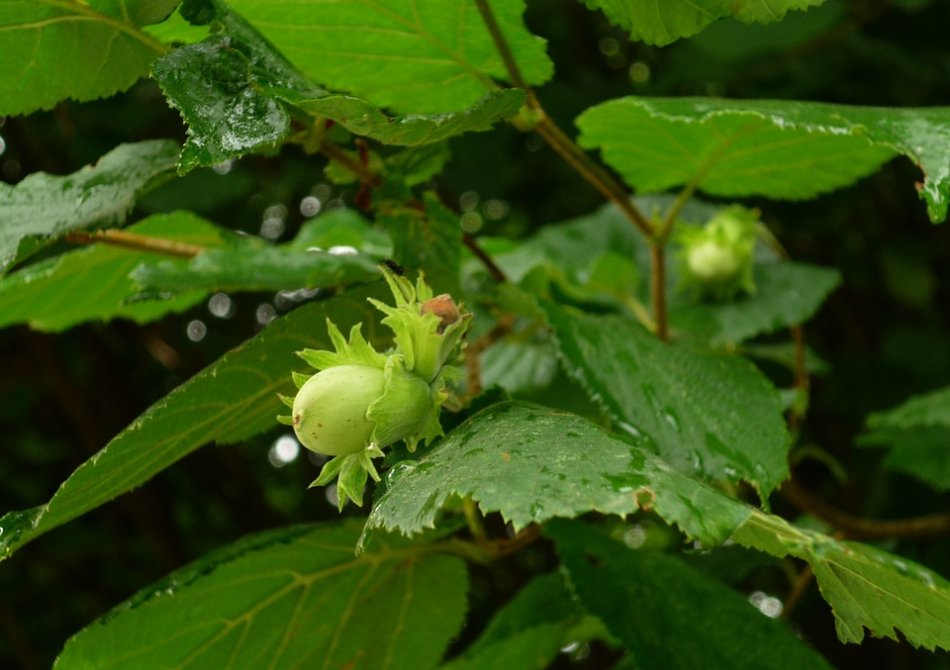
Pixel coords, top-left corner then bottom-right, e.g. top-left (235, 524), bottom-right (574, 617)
top-left (859, 385), bottom-right (950, 490)
top-left (275, 88), bottom-right (526, 146)
top-left (0, 140), bottom-right (180, 273)
top-left (151, 2), bottom-right (317, 174)
top-left (0, 0), bottom-right (169, 115)
top-left (734, 510), bottom-right (950, 650)
top-left (582, 0), bottom-right (827, 46)
top-left (544, 303), bottom-right (790, 495)
top-left (577, 97), bottom-right (950, 222)
top-left (0, 212), bottom-right (225, 332)
top-left (365, 402), bottom-right (751, 547)
top-left (289, 208), bottom-right (393, 256)
top-left (672, 261), bottom-right (842, 345)
top-left (56, 521), bottom-right (468, 670)
top-left (548, 519), bottom-right (834, 669)
top-left (441, 572), bottom-right (580, 670)
top-left (227, 0), bottom-right (553, 114)
top-left (131, 246), bottom-right (381, 293)
top-left (0, 285), bottom-right (387, 561)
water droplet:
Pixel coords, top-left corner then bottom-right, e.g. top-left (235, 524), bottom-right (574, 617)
top-left (459, 190), bottom-right (479, 211)
top-left (260, 216), bottom-right (285, 240)
top-left (208, 292), bottom-right (235, 318)
top-left (268, 434), bottom-right (300, 467)
top-left (384, 461), bottom-right (416, 488)
top-left (299, 195), bottom-right (321, 217)
top-left (328, 245), bottom-right (358, 256)
top-left (256, 303), bottom-right (276, 325)
top-left (186, 319), bottom-right (207, 342)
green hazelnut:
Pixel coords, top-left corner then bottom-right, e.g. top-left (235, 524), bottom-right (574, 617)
top-left (292, 365), bottom-right (385, 457)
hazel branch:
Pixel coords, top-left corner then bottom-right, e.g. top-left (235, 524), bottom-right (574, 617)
top-left (65, 230), bottom-right (204, 258)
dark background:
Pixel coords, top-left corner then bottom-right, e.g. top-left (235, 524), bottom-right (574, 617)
top-left (2, 0), bottom-right (949, 667)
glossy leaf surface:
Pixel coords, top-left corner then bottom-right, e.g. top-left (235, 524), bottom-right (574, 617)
top-left (545, 303), bottom-right (790, 495)
top-left (56, 522), bottom-right (468, 670)
top-left (0, 140), bottom-right (180, 273)
top-left (549, 519), bottom-right (833, 669)
top-left (227, 0), bottom-right (553, 113)
top-left (582, 0), bottom-right (827, 46)
top-left (366, 402), bottom-right (751, 547)
top-left (0, 286), bottom-right (386, 561)
top-left (577, 97), bottom-right (950, 222)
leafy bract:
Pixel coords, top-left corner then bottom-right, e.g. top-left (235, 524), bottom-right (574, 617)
top-left (275, 88), bottom-right (525, 146)
top-left (582, 0), bottom-right (827, 46)
top-left (0, 286), bottom-right (386, 561)
top-left (734, 511), bottom-right (950, 650)
top-left (577, 97), bottom-right (950, 222)
top-left (859, 385), bottom-right (950, 490)
top-left (0, 0), bottom-right (170, 116)
top-left (227, 0), bottom-right (553, 114)
top-left (0, 140), bottom-right (180, 273)
top-left (131, 247), bottom-right (381, 293)
top-left (366, 402), bottom-right (751, 547)
top-left (548, 519), bottom-right (834, 669)
top-left (544, 303), bottom-right (790, 495)
top-left (0, 212), bottom-right (224, 332)
top-left (56, 521), bottom-right (468, 670)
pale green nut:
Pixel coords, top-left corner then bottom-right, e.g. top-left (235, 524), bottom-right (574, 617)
top-left (677, 205), bottom-right (758, 300)
top-left (292, 365), bottom-right (384, 457)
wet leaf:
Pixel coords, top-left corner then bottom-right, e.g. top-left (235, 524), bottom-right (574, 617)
top-left (0, 140), bottom-right (180, 273)
top-left (859, 385), bottom-right (950, 490)
top-left (734, 511), bottom-right (950, 650)
top-left (365, 402), bottom-right (751, 547)
top-left (672, 261), bottom-right (842, 345)
top-left (151, 1), bottom-right (316, 174)
top-left (56, 521), bottom-right (468, 670)
top-left (0, 0), bottom-right (170, 115)
top-left (0, 212), bottom-right (225, 332)
top-left (577, 97), bottom-right (950, 222)
top-left (582, 0), bottom-right (827, 46)
top-left (131, 246), bottom-right (381, 293)
top-left (227, 0), bottom-right (553, 114)
top-left (544, 303), bottom-right (791, 495)
top-left (276, 88), bottom-right (525, 146)
top-left (0, 285), bottom-right (387, 561)
top-left (549, 519), bottom-right (834, 669)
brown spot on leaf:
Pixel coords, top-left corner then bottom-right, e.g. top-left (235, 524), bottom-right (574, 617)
top-left (634, 487), bottom-right (656, 510)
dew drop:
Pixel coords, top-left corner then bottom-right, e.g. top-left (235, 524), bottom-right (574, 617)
top-left (186, 319), bottom-right (207, 342)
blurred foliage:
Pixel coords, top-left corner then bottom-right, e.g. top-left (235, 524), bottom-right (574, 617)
top-left (1, 0), bottom-right (949, 668)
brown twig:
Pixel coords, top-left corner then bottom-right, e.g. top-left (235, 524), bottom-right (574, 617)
top-left (318, 140), bottom-right (382, 189)
top-left (780, 478), bottom-right (950, 540)
top-left (463, 232), bottom-right (508, 283)
top-left (465, 314), bottom-right (516, 397)
top-left (781, 565), bottom-right (814, 620)
top-left (64, 229), bottom-right (205, 258)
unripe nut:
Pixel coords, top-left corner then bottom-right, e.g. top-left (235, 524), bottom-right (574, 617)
top-left (686, 240), bottom-right (743, 283)
top-left (292, 365), bottom-right (384, 456)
